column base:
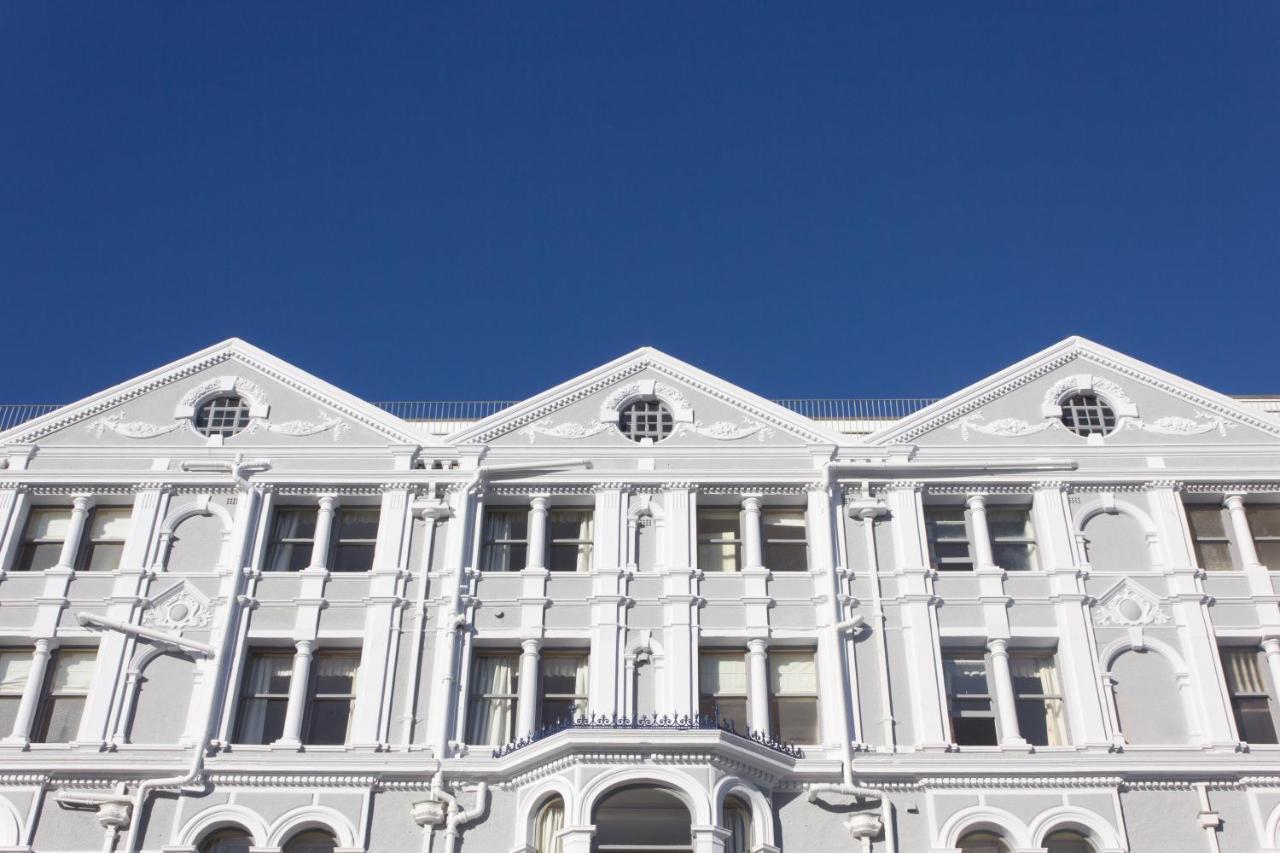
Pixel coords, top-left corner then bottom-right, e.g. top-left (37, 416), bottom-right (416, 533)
top-left (271, 738), bottom-right (302, 750)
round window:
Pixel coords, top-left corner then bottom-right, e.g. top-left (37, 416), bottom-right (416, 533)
top-left (619, 399), bottom-right (674, 443)
top-left (194, 395), bottom-right (252, 438)
top-left (1059, 392), bottom-right (1117, 437)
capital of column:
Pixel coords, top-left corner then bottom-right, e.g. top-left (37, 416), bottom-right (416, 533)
top-left (317, 495), bottom-right (340, 513)
top-left (294, 639), bottom-right (315, 657)
top-left (32, 638), bottom-right (53, 655)
top-left (741, 495), bottom-right (763, 513)
top-left (986, 637), bottom-right (1009, 656)
top-left (747, 638), bottom-right (769, 656)
top-left (965, 493), bottom-right (988, 511)
top-left (1263, 637), bottom-right (1280, 656)
top-left (1224, 494), bottom-right (1248, 511)
top-left (70, 495), bottom-right (96, 513)
top-left (521, 638), bottom-right (542, 656)
top-left (529, 496), bottom-right (550, 513)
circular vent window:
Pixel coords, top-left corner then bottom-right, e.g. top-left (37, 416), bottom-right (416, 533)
top-left (194, 395), bottom-right (252, 438)
top-left (620, 399), bottom-right (674, 443)
top-left (1059, 392), bottom-right (1117, 437)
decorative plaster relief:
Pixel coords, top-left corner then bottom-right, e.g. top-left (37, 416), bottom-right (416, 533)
top-left (1118, 412), bottom-right (1233, 437)
top-left (681, 419), bottom-right (776, 442)
top-left (518, 418), bottom-right (613, 442)
top-left (142, 582), bottom-right (212, 632)
top-left (258, 411), bottom-right (351, 441)
top-left (86, 413), bottom-right (185, 439)
top-left (948, 414), bottom-right (1062, 440)
top-left (1092, 580), bottom-right (1170, 627)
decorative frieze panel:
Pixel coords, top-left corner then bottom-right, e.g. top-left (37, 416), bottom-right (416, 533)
top-left (1092, 580), bottom-right (1170, 627)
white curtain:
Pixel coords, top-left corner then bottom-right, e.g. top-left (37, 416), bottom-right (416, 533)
top-left (542, 655), bottom-right (589, 717)
top-left (1224, 649), bottom-right (1266, 694)
top-left (240, 655), bottom-right (291, 744)
top-left (700, 654), bottom-right (747, 697)
top-left (1011, 656), bottom-right (1067, 746)
top-left (27, 508), bottom-right (71, 540)
top-left (534, 798), bottom-right (565, 853)
top-left (468, 655), bottom-right (516, 745)
top-left (769, 653), bottom-right (817, 696)
top-left (0, 652), bottom-right (32, 696)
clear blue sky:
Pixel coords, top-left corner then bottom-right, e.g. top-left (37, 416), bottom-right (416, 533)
top-left (3, 3), bottom-right (1277, 405)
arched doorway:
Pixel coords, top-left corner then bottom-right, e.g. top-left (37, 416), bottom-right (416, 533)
top-left (592, 785), bottom-right (693, 853)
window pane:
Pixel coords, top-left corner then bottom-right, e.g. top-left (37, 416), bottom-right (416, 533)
top-left (700, 654), bottom-right (748, 696)
top-left (1235, 697), bottom-right (1279, 744)
top-left (306, 699), bottom-right (352, 745)
top-left (540, 698), bottom-right (582, 725)
top-left (761, 511), bottom-right (805, 539)
top-left (484, 510), bottom-right (528, 541)
top-left (698, 542), bottom-right (740, 572)
top-left (89, 508), bottom-right (132, 540)
top-left (548, 510), bottom-right (593, 541)
top-left (26, 509), bottom-right (71, 540)
top-left (698, 510), bottom-right (741, 540)
top-left (481, 542), bottom-right (526, 572)
top-left (15, 542), bottom-right (62, 572)
top-left (1016, 698), bottom-right (1055, 746)
top-left (51, 650), bottom-right (96, 691)
top-left (992, 543), bottom-right (1037, 572)
top-left (267, 542), bottom-right (311, 572)
top-left (769, 653), bottom-right (817, 695)
top-left (549, 543), bottom-right (592, 572)
top-left (700, 696), bottom-right (749, 729)
top-left (1247, 506), bottom-right (1280, 538)
top-left (239, 698), bottom-right (287, 744)
top-left (313, 654), bottom-right (358, 694)
top-left (944, 658), bottom-right (989, 695)
top-left (1195, 541), bottom-right (1235, 571)
top-left (1257, 540), bottom-right (1280, 569)
top-left (987, 509), bottom-right (1033, 539)
top-left (81, 542), bottom-right (125, 572)
top-left (951, 713), bottom-right (998, 746)
top-left (331, 542), bottom-right (375, 572)
top-left (770, 697), bottom-right (819, 743)
top-left (542, 656), bottom-right (588, 695)
top-left (1186, 505), bottom-right (1228, 538)
top-left (0, 652), bottom-right (31, 695)
top-left (36, 696), bottom-right (85, 743)
top-left (273, 509), bottom-right (317, 540)
top-left (764, 541), bottom-right (808, 572)
top-left (335, 508), bottom-right (379, 541)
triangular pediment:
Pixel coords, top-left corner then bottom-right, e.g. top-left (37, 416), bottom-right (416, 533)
top-left (449, 348), bottom-right (840, 449)
top-left (868, 337), bottom-right (1280, 448)
top-left (1, 338), bottom-right (434, 448)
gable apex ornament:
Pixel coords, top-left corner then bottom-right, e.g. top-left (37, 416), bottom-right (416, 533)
top-left (1092, 579), bottom-right (1170, 627)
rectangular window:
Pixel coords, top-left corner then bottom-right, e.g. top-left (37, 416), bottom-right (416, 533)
top-left (1222, 648), bottom-right (1278, 744)
top-left (762, 510), bottom-right (808, 572)
top-left (235, 651), bottom-right (292, 744)
top-left (32, 648), bottom-right (95, 743)
top-left (304, 652), bottom-right (359, 745)
top-left (265, 508), bottom-right (317, 572)
top-left (943, 654), bottom-right (997, 746)
top-left (480, 510), bottom-right (528, 572)
top-left (1186, 505), bottom-right (1233, 570)
top-left (77, 507), bottom-right (131, 572)
top-left (1247, 506), bottom-right (1280, 568)
top-left (989, 508), bottom-right (1038, 572)
top-left (768, 651), bottom-right (819, 743)
top-left (548, 510), bottom-right (593, 572)
top-left (1010, 654), bottom-right (1067, 746)
top-left (697, 509), bottom-right (742, 572)
top-left (330, 508), bottom-right (379, 572)
top-left (14, 508), bottom-right (71, 572)
top-left (540, 654), bottom-right (589, 727)
top-left (698, 651), bottom-right (749, 729)
top-left (0, 650), bottom-right (32, 737)
top-left (467, 652), bottom-right (519, 745)
top-left (926, 508), bottom-right (973, 571)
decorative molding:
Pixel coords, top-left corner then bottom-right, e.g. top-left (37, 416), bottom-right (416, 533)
top-left (86, 413), bottom-right (184, 439)
top-left (948, 414), bottom-right (1060, 440)
top-left (259, 411), bottom-right (350, 441)
top-left (177, 376), bottom-right (269, 415)
top-left (681, 419), bottom-right (775, 442)
top-left (142, 582), bottom-right (213, 632)
top-left (1092, 579), bottom-right (1170, 627)
top-left (1118, 412), bottom-right (1234, 437)
top-left (517, 418), bottom-right (613, 443)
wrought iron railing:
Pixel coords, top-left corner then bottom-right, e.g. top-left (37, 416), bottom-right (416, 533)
top-left (489, 712), bottom-right (805, 760)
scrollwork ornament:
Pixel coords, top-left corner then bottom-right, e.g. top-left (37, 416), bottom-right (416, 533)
top-left (86, 413), bottom-right (184, 439)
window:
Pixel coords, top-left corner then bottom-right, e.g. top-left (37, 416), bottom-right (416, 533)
top-left (235, 651), bottom-right (292, 744)
top-left (1222, 648), bottom-right (1278, 744)
top-left (533, 796), bottom-right (565, 853)
top-left (77, 507), bottom-right (131, 572)
top-left (699, 651), bottom-right (749, 729)
top-left (548, 510), bottom-right (593, 572)
top-left (619, 399), bottom-right (674, 443)
top-left (265, 508), bottom-right (317, 572)
top-left (989, 508), bottom-right (1038, 571)
top-left (1186, 504), bottom-right (1233, 570)
top-left (304, 652), bottom-right (359, 745)
top-left (1044, 831), bottom-right (1094, 853)
top-left (1059, 392), bottom-right (1116, 437)
top-left (762, 509), bottom-right (808, 571)
top-left (32, 648), bottom-right (95, 743)
top-left (467, 653), bottom-right (518, 745)
top-left (944, 654), bottom-right (997, 746)
top-left (0, 650), bottom-right (32, 736)
top-left (540, 654), bottom-right (588, 726)
top-left (724, 797), bottom-right (753, 853)
top-left (330, 508), bottom-right (378, 572)
top-left (768, 651), bottom-right (819, 743)
top-left (1010, 654), bottom-right (1067, 746)
top-left (1247, 506), bottom-right (1280, 568)
top-left (282, 830), bottom-right (337, 853)
top-left (194, 395), bottom-right (252, 438)
top-left (200, 829), bottom-right (254, 853)
top-left (926, 508), bottom-right (973, 571)
top-left (697, 509), bottom-right (742, 572)
top-left (958, 831), bottom-right (1012, 853)
top-left (14, 508), bottom-right (70, 572)
top-left (480, 509), bottom-right (528, 572)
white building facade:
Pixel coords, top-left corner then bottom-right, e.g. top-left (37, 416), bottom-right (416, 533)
top-left (1, 337), bottom-right (1280, 853)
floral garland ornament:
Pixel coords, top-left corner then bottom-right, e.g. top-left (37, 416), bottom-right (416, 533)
top-left (86, 412), bottom-right (185, 439)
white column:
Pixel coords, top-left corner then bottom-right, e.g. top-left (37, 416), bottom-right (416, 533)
top-left (589, 486), bottom-right (627, 717)
top-left (0, 487), bottom-right (30, 574)
top-left (661, 485), bottom-right (697, 717)
top-left (691, 825), bottom-right (730, 853)
top-left (526, 496), bottom-right (549, 570)
top-left (56, 495), bottom-right (95, 570)
top-left (275, 639), bottom-right (315, 747)
top-left (742, 496), bottom-right (763, 571)
top-left (1225, 494), bottom-right (1262, 570)
top-left (517, 638), bottom-right (541, 737)
top-left (309, 495), bottom-right (340, 570)
top-left (986, 638), bottom-right (1027, 747)
top-left (966, 494), bottom-right (996, 570)
top-left (747, 639), bottom-right (769, 734)
top-left (1, 639), bottom-right (53, 745)
top-left (559, 826), bottom-right (595, 853)
top-left (1262, 639), bottom-right (1280, 713)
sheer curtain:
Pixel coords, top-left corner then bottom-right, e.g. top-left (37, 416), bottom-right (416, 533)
top-left (468, 655), bottom-right (516, 745)
top-left (239, 655), bottom-right (291, 744)
top-left (534, 797), bottom-right (565, 853)
top-left (1224, 649), bottom-right (1266, 694)
top-left (1011, 656), bottom-right (1066, 746)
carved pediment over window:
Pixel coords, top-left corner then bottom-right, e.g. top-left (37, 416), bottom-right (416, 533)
top-left (142, 581), bottom-right (213, 632)
top-left (1092, 579), bottom-right (1170, 627)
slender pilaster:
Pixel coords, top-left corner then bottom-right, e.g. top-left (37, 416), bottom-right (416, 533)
top-left (742, 496), bottom-right (763, 571)
top-left (1225, 495), bottom-right (1262, 570)
top-left (56, 495), bottom-right (95, 571)
top-left (1, 638), bottom-right (53, 746)
top-left (589, 486), bottom-right (626, 717)
top-left (526, 496), bottom-right (549, 570)
top-left (309, 495), bottom-right (340, 571)
top-left (747, 638), bottom-right (769, 734)
top-left (517, 638), bottom-right (541, 738)
top-left (662, 485), bottom-right (697, 717)
top-left (966, 493), bottom-right (996, 571)
top-left (275, 639), bottom-right (315, 747)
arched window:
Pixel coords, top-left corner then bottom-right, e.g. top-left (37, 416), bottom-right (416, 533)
top-left (533, 795), bottom-right (565, 853)
top-left (724, 796), bottom-right (753, 853)
top-left (1045, 829), bottom-right (1095, 853)
top-left (199, 828), bottom-right (253, 853)
top-left (283, 829), bottom-right (337, 853)
top-left (958, 830), bottom-right (1012, 853)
